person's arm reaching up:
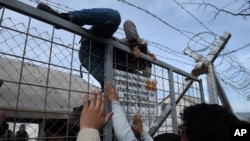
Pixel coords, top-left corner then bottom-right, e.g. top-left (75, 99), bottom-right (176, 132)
top-left (77, 90), bottom-right (113, 141)
top-left (105, 83), bottom-right (137, 141)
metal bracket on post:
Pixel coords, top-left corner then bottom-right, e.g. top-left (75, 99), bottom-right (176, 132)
top-left (183, 47), bottom-right (204, 62)
top-left (184, 47), bottom-right (210, 76)
top-left (183, 32), bottom-right (231, 104)
top-left (207, 32), bottom-right (231, 63)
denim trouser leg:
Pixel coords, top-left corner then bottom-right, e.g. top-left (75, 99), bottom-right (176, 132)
top-left (69, 8), bottom-right (121, 37)
top-left (74, 8), bottom-right (121, 85)
top-left (79, 39), bottom-right (106, 85)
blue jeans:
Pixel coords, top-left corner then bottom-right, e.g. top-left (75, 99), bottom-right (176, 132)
top-left (71, 8), bottom-right (121, 84)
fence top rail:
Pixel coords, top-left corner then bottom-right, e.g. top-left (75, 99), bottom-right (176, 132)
top-left (0, 0), bottom-right (198, 80)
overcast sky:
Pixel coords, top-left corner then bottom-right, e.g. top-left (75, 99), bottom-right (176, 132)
top-left (17, 0), bottom-right (250, 113)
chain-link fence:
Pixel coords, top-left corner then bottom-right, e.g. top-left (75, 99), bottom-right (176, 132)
top-left (0, 0), bottom-right (203, 140)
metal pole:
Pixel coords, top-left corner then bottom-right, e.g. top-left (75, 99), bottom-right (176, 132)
top-left (198, 79), bottom-right (205, 103)
top-left (206, 64), bottom-right (219, 104)
top-left (103, 43), bottom-right (113, 141)
top-left (168, 69), bottom-right (178, 134)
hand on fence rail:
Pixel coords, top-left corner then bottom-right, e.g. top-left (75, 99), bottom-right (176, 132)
top-left (105, 82), bottom-right (153, 141)
top-left (77, 90), bottom-right (113, 141)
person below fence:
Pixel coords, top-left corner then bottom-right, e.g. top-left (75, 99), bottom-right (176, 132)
top-left (180, 103), bottom-right (250, 141)
top-left (36, 3), bottom-right (156, 88)
top-left (0, 110), bottom-right (13, 141)
top-left (153, 133), bottom-right (180, 141)
top-left (0, 110), bottom-right (6, 133)
top-left (43, 119), bottom-right (79, 141)
top-left (76, 83), bottom-right (153, 141)
top-left (105, 82), bottom-right (153, 141)
top-left (153, 123), bottom-right (182, 141)
top-left (15, 124), bottom-right (29, 141)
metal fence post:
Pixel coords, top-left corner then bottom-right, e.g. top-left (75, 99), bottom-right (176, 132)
top-left (103, 42), bottom-right (114, 141)
top-left (168, 69), bottom-right (178, 134)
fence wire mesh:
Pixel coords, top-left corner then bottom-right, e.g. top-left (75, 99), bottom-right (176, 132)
top-left (0, 2), bottom-right (203, 141)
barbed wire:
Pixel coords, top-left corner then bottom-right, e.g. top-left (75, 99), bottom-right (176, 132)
top-left (215, 47), bottom-right (250, 98)
top-left (171, 0), bottom-right (250, 99)
top-left (25, 0), bottom-right (193, 64)
top-left (22, 0), bottom-right (218, 67)
top-left (156, 54), bottom-right (194, 66)
top-left (24, 0), bottom-right (75, 11)
top-left (18, 0), bottom-right (250, 99)
top-left (220, 43), bottom-right (250, 56)
top-left (180, 1), bottom-right (250, 19)
top-left (118, 0), bottom-right (219, 51)
top-left (172, 0), bottom-right (214, 33)
top-left (148, 41), bottom-right (194, 62)
top-left (176, 0), bottom-right (250, 99)
top-left (116, 28), bottom-right (194, 62)
top-left (117, 0), bottom-right (196, 40)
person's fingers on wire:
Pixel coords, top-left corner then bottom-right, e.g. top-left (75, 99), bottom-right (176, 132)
top-left (90, 90), bottom-right (97, 108)
top-left (95, 90), bottom-right (102, 110)
top-left (99, 93), bottom-right (105, 115)
top-left (82, 94), bottom-right (89, 114)
top-left (105, 112), bottom-right (114, 125)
